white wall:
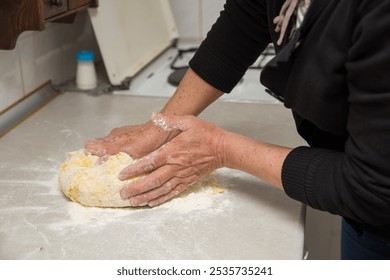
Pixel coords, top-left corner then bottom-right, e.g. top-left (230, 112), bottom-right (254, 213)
top-left (0, 11), bottom-right (100, 112)
top-left (169, 0), bottom-right (226, 41)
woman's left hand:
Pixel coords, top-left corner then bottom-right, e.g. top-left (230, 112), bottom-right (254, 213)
top-left (118, 113), bottom-right (228, 207)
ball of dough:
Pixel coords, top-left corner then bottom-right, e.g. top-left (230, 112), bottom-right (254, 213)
top-left (59, 149), bottom-right (141, 207)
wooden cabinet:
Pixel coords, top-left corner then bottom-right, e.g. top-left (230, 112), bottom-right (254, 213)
top-left (0, 0), bottom-right (98, 50)
top-left (44, 0), bottom-right (68, 19)
top-left (68, 0), bottom-right (92, 10)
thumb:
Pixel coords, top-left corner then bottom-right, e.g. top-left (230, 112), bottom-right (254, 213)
top-left (151, 113), bottom-right (196, 132)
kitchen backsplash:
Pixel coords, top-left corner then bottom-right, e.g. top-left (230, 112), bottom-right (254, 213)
top-left (0, 0), bottom-right (225, 113)
top-left (0, 11), bottom-right (100, 112)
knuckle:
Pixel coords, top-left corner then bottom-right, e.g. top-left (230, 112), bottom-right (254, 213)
top-left (176, 169), bottom-right (193, 179)
top-left (144, 163), bottom-right (154, 172)
top-left (161, 182), bottom-right (173, 194)
top-left (150, 178), bottom-right (161, 189)
top-left (164, 181), bottom-right (173, 189)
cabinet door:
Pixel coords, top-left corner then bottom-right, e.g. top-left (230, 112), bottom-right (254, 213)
top-left (44, 0), bottom-right (68, 19)
top-left (68, 0), bottom-right (91, 10)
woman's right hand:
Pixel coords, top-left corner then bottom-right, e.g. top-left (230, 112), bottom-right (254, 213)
top-left (84, 120), bottom-right (174, 159)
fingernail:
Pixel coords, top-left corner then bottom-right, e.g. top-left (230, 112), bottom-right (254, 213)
top-left (129, 198), bottom-right (138, 206)
top-left (148, 201), bottom-right (159, 207)
top-left (119, 169), bottom-right (133, 180)
top-left (120, 188), bottom-right (129, 199)
top-left (129, 198), bottom-right (147, 207)
top-left (119, 172), bottom-right (127, 181)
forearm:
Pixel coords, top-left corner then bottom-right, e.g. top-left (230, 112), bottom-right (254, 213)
top-left (161, 68), bottom-right (223, 116)
top-left (221, 131), bottom-right (291, 189)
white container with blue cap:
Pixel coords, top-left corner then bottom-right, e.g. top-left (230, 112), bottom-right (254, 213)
top-left (76, 50), bottom-right (97, 90)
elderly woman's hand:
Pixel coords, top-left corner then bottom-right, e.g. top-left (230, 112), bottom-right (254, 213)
top-left (84, 120), bottom-right (174, 160)
top-left (118, 113), bottom-right (228, 207)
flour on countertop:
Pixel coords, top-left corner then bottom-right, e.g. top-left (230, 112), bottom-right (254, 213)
top-left (50, 171), bottom-right (232, 231)
top-left (158, 175), bottom-right (228, 214)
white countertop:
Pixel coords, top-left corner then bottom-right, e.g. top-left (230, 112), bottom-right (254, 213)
top-left (0, 92), bottom-right (306, 259)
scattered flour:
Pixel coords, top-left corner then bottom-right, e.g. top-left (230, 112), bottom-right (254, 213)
top-left (157, 173), bottom-right (228, 213)
top-left (50, 171), bottom-right (231, 230)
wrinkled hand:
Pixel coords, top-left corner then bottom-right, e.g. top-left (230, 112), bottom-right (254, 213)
top-left (84, 120), bottom-right (173, 159)
top-left (119, 113), bottom-right (228, 207)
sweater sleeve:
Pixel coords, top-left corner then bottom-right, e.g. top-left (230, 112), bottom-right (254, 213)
top-left (189, 0), bottom-right (271, 93)
top-left (282, 0), bottom-right (390, 227)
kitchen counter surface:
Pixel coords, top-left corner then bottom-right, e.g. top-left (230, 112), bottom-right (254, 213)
top-left (0, 92), bottom-right (307, 259)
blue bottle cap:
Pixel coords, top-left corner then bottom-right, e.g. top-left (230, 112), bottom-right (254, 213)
top-left (77, 50), bottom-right (95, 61)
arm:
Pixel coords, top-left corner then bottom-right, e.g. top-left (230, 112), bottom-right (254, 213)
top-left (84, 68), bottom-right (222, 158)
top-left (119, 114), bottom-right (291, 207)
top-left (162, 0), bottom-right (272, 114)
top-left (221, 132), bottom-right (291, 189)
top-left (160, 68), bottom-right (223, 116)
top-left (86, 0), bottom-right (270, 158)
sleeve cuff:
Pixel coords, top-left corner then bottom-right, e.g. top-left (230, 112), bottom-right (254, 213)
top-left (189, 42), bottom-right (245, 93)
top-left (281, 146), bottom-right (334, 209)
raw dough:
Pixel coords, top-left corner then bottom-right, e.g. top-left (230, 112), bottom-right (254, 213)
top-left (59, 149), bottom-right (141, 207)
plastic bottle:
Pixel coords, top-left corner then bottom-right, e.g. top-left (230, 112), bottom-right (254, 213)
top-left (76, 50), bottom-right (97, 90)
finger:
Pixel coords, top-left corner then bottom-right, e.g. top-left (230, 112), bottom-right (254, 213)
top-left (120, 165), bottom-right (174, 199)
top-left (121, 144), bottom-right (144, 159)
top-left (96, 154), bottom-right (110, 165)
top-left (84, 140), bottom-right (108, 157)
top-left (127, 178), bottom-right (179, 206)
top-left (148, 183), bottom-right (188, 207)
top-left (85, 137), bottom-right (120, 155)
top-left (85, 137), bottom-right (127, 157)
top-left (84, 131), bottom-right (115, 146)
top-left (102, 126), bottom-right (132, 142)
top-left (119, 148), bottom-right (166, 180)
